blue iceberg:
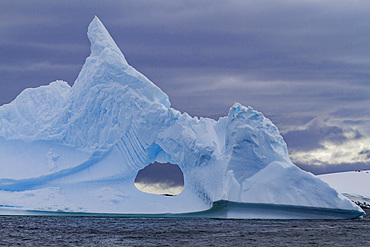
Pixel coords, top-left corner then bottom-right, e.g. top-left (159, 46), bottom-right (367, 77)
top-left (0, 17), bottom-right (363, 219)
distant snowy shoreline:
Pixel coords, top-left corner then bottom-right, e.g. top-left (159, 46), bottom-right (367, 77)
top-left (319, 170), bottom-right (370, 208)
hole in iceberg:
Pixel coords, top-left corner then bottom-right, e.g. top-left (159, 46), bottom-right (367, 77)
top-left (134, 162), bottom-right (184, 196)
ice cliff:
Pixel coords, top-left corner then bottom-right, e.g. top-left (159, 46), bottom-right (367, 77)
top-left (0, 17), bottom-right (363, 218)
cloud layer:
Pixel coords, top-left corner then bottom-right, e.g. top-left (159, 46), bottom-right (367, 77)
top-left (1, 0), bottom-right (369, 174)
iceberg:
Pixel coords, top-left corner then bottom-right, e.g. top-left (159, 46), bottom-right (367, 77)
top-left (0, 17), bottom-right (364, 219)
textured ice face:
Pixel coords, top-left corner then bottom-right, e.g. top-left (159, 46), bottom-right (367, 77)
top-left (0, 80), bottom-right (71, 140)
top-left (0, 17), bottom-right (362, 216)
top-left (49, 17), bottom-right (172, 151)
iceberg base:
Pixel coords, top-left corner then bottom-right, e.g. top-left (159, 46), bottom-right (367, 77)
top-left (0, 200), bottom-right (364, 219)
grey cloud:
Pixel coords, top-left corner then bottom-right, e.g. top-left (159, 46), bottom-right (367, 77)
top-left (134, 162), bottom-right (184, 187)
top-left (295, 161), bottom-right (370, 175)
top-left (332, 108), bottom-right (370, 119)
top-left (1, 0), bottom-right (370, 175)
top-left (283, 118), bottom-right (363, 152)
top-left (359, 150), bottom-right (370, 159)
top-left (2, 1), bottom-right (370, 96)
top-left (343, 120), bottom-right (370, 127)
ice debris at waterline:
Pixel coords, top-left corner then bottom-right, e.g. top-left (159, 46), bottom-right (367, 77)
top-left (0, 17), bottom-right (364, 219)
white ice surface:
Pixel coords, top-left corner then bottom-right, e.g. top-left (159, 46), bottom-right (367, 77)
top-left (0, 17), bottom-right (362, 217)
top-left (319, 171), bottom-right (370, 204)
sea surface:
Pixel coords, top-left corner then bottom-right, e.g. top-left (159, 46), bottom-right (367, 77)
top-left (0, 209), bottom-right (369, 246)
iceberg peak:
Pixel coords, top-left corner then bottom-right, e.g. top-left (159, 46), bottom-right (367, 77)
top-left (72, 16), bottom-right (170, 111)
top-left (87, 16), bottom-right (127, 64)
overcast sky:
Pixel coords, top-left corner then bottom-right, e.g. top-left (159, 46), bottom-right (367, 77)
top-left (1, 0), bottom-right (370, 175)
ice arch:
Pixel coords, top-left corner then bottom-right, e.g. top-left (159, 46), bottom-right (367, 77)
top-left (134, 162), bottom-right (184, 196)
top-left (0, 16), bottom-right (363, 219)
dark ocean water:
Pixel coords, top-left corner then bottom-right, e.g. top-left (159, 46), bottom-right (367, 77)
top-left (0, 209), bottom-right (369, 246)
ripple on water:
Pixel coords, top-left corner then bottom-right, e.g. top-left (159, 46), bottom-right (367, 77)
top-left (0, 209), bottom-right (368, 246)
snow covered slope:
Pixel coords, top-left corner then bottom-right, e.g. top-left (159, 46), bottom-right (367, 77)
top-left (319, 171), bottom-right (370, 206)
top-left (0, 17), bottom-right (363, 219)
